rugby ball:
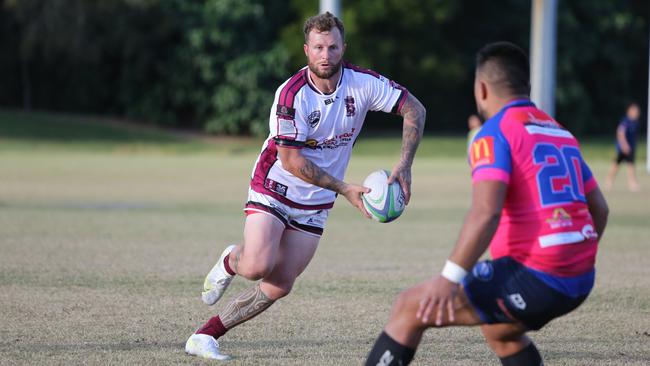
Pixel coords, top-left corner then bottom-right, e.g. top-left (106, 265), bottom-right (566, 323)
top-left (361, 169), bottom-right (406, 223)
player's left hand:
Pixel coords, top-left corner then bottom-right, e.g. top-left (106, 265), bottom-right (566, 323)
top-left (340, 182), bottom-right (372, 219)
top-left (416, 275), bottom-right (459, 326)
top-left (387, 162), bottom-right (412, 205)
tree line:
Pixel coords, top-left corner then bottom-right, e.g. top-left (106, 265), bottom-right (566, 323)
top-left (1, 0), bottom-right (647, 136)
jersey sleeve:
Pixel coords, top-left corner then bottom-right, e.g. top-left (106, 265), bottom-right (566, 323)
top-left (469, 125), bottom-right (512, 184)
top-left (581, 160), bottom-right (598, 194)
top-left (272, 99), bottom-right (309, 149)
top-left (366, 74), bottom-right (409, 114)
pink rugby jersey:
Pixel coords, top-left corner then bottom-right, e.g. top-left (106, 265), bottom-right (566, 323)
top-left (470, 99), bottom-right (599, 277)
top-left (250, 62), bottom-right (408, 209)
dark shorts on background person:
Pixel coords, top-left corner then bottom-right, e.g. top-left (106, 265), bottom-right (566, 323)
top-left (462, 257), bottom-right (589, 330)
top-left (615, 150), bottom-right (635, 164)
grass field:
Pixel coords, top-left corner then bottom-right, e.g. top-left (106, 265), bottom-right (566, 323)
top-left (1, 110), bottom-right (649, 365)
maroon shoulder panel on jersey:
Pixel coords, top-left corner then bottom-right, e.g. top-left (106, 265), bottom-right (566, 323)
top-left (278, 69), bottom-right (309, 111)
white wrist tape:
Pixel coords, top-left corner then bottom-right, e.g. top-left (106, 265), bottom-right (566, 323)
top-left (441, 260), bottom-right (468, 284)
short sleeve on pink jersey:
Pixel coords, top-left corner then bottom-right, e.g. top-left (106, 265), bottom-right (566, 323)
top-left (581, 160), bottom-right (598, 194)
top-left (469, 118), bottom-right (512, 185)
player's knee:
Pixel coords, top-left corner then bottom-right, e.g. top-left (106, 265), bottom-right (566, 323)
top-left (482, 325), bottom-right (529, 357)
top-left (393, 290), bottom-right (408, 311)
top-left (391, 289), bottom-right (415, 319)
top-left (485, 338), bottom-right (509, 355)
top-left (238, 261), bottom-right (274, 280)
top-left (387, 289), bottom-right (430, 333)
top-left (241, 267), bottom-right (271, 281)
top-left (260, 278), bottom-right (295, 300)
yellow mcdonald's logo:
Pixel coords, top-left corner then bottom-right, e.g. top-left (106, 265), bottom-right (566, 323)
top-left (470, 137), bottom-right (495, 167)
top-left (472, 138), bottom-right (491, 160)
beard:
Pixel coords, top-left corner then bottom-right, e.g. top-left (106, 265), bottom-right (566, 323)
top-left (308, 58), bottom-right (343, 79)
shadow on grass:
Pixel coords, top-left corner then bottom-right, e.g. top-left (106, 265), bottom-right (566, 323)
top-left (1, 108), bottom-right (643, 160)
top-left (543, 349), bottom-right (650, 363)
top-left (0, 338), bottom-right (335, 353)
top-left (0, 109), bottom-right (184, 144)
top-left (0, 340), bottom-right (184, 352)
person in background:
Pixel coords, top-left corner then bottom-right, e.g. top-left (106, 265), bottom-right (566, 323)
top-left (467, 114), bottom-right (483, 148)
top-left (606, 102), bottom-right (641, 191)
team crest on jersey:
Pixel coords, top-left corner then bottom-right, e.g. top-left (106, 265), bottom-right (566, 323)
top-left (276, 104), bottom-right (295, 118)
top-left (546, 208), bottom-right (573, 229)
top-left (344, 96), bottom-right (356, 117)
top-left (307, 110), bottom-right (321, 128)
top-left (472, 261), bottom-right (493, 281)
top-left (264, 178), bottom-right (288, 197)
top-left (470, 137), bottom-right (495, 168)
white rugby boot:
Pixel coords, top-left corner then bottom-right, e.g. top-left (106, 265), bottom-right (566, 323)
top-left (202, 244), bottom-right (236, 305)
top-left (185, 333), bottom-right (231, 360)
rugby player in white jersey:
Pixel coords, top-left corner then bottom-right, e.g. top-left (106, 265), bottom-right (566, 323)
top-left (185, 12), bottom-right (426, 360)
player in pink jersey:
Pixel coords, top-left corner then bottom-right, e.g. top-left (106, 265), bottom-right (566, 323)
top-left (185, 12), bottom-right (427, 360)
top-left (365, 42), bottom-right (609, 365)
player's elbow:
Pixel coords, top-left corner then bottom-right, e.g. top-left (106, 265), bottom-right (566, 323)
top-left (484, 210), bottom-right (501, 228)
top-left (419, 104), bottom-right (427, 128)
top-left (279, 153), bottom-right (303, 176)
top-left (402, 94), bottom-right (426, 127)
top-left (594, 200), bottom-right (609, 225)
top-left (587, 189), bottom-right (609, 221)
top-left (281, 158), bottom-right (297, 175)
top-left (471, 201), bottom-right (502, 227)
top-left (411, 96), bottom-right (425, 112)
top-left (412, 97), bottom-right (427, 124)
top-left (474, 209), bottom-right (502, 236)
top-left (599, 200), bottom-right (610, 219)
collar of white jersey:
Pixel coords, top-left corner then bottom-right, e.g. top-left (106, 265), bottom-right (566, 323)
top-left (305, 66), bottom-right (344, 96)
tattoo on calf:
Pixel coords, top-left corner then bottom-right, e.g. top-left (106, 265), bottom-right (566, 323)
top-left (219, 284), bottom-right (274, 329)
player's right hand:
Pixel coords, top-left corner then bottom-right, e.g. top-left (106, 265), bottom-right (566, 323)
top-left (416, 275), bottom-right (459, 326)
top-left (340, 183), bottom-right (372, 219)
top-left (387, 162), bottom-right (412, 205)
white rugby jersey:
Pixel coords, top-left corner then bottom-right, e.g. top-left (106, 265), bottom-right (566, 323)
top-left (249, 61), bottom-right (408, 209)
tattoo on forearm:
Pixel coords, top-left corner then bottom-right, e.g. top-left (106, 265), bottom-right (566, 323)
top-left (298, 158), bottom-right (345, 193)
top-left (219, 284), bottom-right (274, 329)
top-left (401, 125), bottom-right (420, 165)
top-left (399, 95), bottom-right (426, 165)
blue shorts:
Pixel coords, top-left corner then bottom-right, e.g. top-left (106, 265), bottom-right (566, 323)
top-left (463, 257), bottom-right (591, 330)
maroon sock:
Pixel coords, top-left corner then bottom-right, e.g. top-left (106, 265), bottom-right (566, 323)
top-left (223, 254), bottom-right (236, 276)
top-left (196, 316), bottom-right (228, 339)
